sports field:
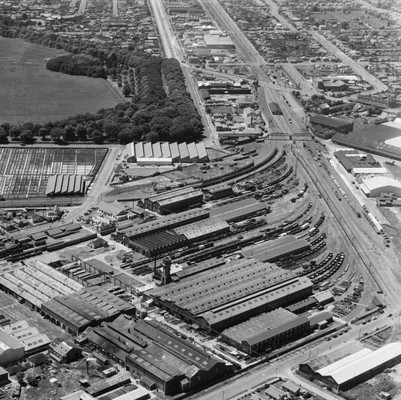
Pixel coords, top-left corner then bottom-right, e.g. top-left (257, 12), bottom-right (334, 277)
top-left (0, 147), bottom-right (107, 199)
top-left (0, 37), bottom-right (121, 124)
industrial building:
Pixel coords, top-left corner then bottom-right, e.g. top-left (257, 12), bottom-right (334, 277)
top-left (128, 230), bottom-right (187, 257)
top-left (310, 115), bottom-right (353, 135)
top-left (332, 122), bottom-right (401, 161)
top-left (221, 308), bottom-right (310, 355)
top-left (204, 183), bottom-right (234, 200)
top-left (360, 176), bottom-right (401, 197)
top-left (299, 342), bottom-right (401, 392)
top-left (45, 175), bottom-right (86, 196)
top-left (204, 34), bottom-right (235, 49)
top-left (125, 142), bottom-right (208, 164)
top-left (88, 315), bottom-right (234, 395)
top-left (0, 259), bottom-right (83, 310)
top-left (334, 150), bottom-right (383, 174)
top-left (119, 208), bottom-right (209, 243)
top-left (210, 198), bottom-right (268, 223)
top-left (144, 187), bottom-right (204, 215)
top-left (0, 330), bottom-right (25, 366)
top-left (97, 201), bottom-right (131, 220)
top-left (1, 320), bottom-right (51, 356)
top-left (149, 258), bottom-right (313, 333)
top-left (242, 235), bottom-right (310, 263)
top-left (41, 286), bottom-right (135, 335)
top-left (174, 218), bottom-right (230, 242)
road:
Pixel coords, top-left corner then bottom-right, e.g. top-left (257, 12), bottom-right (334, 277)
top-left (192, 316), bottom-right (391, 400)
top-left (112, 0), bottom-right (118, 16)
top-left (200, 0), bottom-right (307, 135)
top-left (77, 0), bottom-right (87, 14)
top-left (148, 0), bottom-right (217, 145)
top-left (259, 0), bottom-right (297, 32)
top-left (65, 146), bottom-right (120, 223)
top-left (309, 31), bottom-right (387, 93)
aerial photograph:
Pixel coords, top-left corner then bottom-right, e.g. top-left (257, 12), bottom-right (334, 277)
top-left (1, 0), bottom-right (401, 399)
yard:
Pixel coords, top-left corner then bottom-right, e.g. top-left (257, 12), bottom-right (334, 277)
top-left (0, 37), bottom-right (121, 125)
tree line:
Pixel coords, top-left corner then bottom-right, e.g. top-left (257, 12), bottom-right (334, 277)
top-left (46, 54), bottom-right (107, 79)
top-left (0, 16), bottom-right (204, 145)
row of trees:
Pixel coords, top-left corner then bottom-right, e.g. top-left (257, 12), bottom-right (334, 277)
top-left (0, 15), bottom-right (204, 145)
top-left (46, 54), bottom-right (107, 78)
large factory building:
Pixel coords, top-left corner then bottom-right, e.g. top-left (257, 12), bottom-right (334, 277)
top-left (148, 258), bottom-right (313, 333)
top-left (87, 315), bottom-right (234, 395)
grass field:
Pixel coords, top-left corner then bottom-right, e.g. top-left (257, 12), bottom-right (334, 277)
top-left (0, 147), bottom-right (107, 199)
top-left (0, 37), bottom-right (121, 124)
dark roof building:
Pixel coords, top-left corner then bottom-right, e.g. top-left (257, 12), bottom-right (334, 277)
top-left (332, 123), bottom-right (401, 161)
top-left (144, 187), bottom-right (203, 215)
top-left (129, 230), bottom-right (187, 257)
top-left (310, 115), bottom-right (353, 134)
top-left (204, 183), bottom-right (233, 200)
top-left (221, 308), bottom-right (310, 355)
top-left (126, 319), bottom-right (233, 395)
top-left (41, 286), bottom-right (135, 335)
top-left (87, 315), bottom-right (234, 395)
top-left (149, 258), bottom-right (313, 332)
top-left (120, 208), bottom-right (209, 241)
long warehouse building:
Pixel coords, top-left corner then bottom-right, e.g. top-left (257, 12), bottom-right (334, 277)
top-left (148, 258), bottom-right (313, 332)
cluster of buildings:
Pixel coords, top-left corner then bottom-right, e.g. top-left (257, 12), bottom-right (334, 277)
top-left (4, 0), bottom-right (161, 55)
top-left (219, 0), bottom-right (329, 63)
top-left (87, 315), bottom-right (234, 395)
top-left (148, 257), bottom-right (315, 341)
top-left (0, 259), bottom-right (136, 335)
top-left (0, 320), bottom-right (51, 366)
top-left (118, 198), bottom-right (269, 256)
top-left (125, 141), bottom-right (208, 165)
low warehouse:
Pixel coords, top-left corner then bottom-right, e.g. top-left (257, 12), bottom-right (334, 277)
top-left (299, 342), bottom-right (401, 392)
top-left (144, 187), bottom-right (204, 215)
top-left (126, 142), bottom-right (208, 164)
top-left (360, 176), bottom-right (401, 197)
top-left (210, 198), bottom-right (268, 223)
top-left (242, 235), bottom-right (310, 262)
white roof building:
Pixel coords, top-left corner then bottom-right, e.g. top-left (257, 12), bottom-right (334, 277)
top-left (360, 176), bottom-right (401, 197)
top-left (316, 343), bottom-right (401, 389)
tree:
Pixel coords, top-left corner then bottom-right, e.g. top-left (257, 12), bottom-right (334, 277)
top-left (64, 124), bottom-right (75, 141)
top-left (145, 131), bottom-right (159, 142)
top-left (75, 124), bottom-right (88, 141)
top-left (9, 126), bottom-right (21, 140)
top-left (50, 127), bottom-right (64, 143)
top-left (26, 374), bottom-right (39, 387)
top-left (38, 127), bottom-right (48, 140)
top-left (20, 129), bottom-right (35, 144)
top-left (1, 122), bottom-right (10, 135)
top-left (0, 127), bottom-right (8, 144)
top-left (91, 129), bottom-right (104, 144)
top-left (16, 371), bottom-right (25, 386)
